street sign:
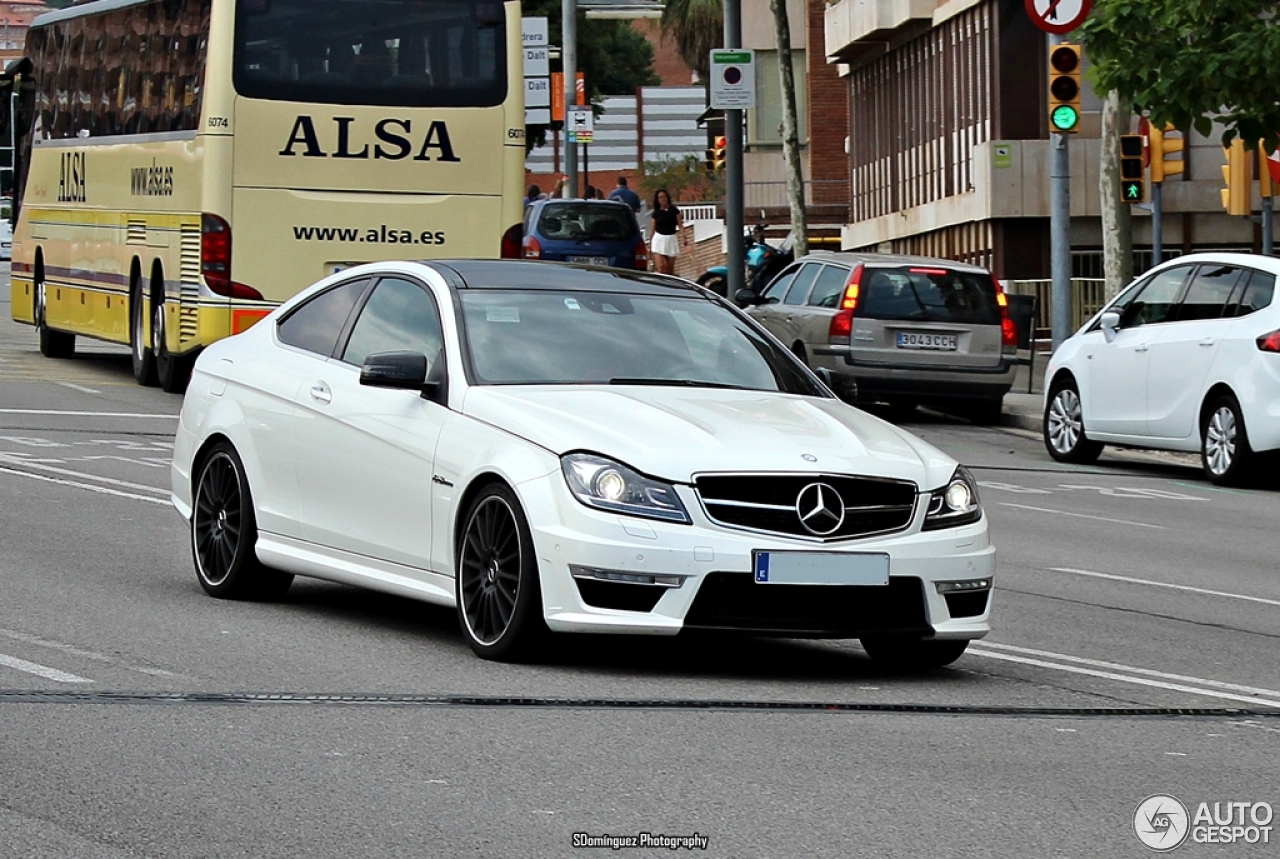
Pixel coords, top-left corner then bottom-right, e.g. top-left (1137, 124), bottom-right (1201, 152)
top-left (567, 106), bottom-right (593, 144)
top-left (525, 108), bottom-right (550, 125)
top-left (709, 49), bottom-right (755, 109)
top-left (521, 17), bottom-right (548, 48)
top-left (525, 77), bottom-right (551, 109)
top-left (1024, 0), bottom-right (1092, 35)
top-left (551, 72), bottom-right (585, 122)
top-left (523, 47), bottom-right (549, 78)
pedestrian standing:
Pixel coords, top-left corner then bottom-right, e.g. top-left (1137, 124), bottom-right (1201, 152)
top-left (607, 176), bottom-right (641, 212)
top-left (648, 189), bottom-right (685, 275)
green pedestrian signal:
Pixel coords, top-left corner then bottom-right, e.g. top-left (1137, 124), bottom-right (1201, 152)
top-left (1119, 134), bottom-right (1146, 203)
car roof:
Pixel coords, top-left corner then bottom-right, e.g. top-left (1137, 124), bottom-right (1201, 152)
top-left (1147, 252), bottom-right (1280, 274)
top-left (423, 260), bottom-right (708, 297)
top-left (790, 251), bottom-right (992, 275)
top-left (532, 198), bottom-right (633, 210)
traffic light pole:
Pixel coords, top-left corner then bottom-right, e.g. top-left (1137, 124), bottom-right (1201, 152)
top-left (1152, 182), bottom-right (1163, 266)
top-left (724, 0), bottom-right (744, 299)
top-left (1049, 34), bottom-right (1071, 350)
top-left (562, 0), bottom-right (578, 198)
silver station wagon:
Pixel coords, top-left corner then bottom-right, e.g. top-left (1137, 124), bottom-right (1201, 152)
top-left (743, 252), bottom-right (1019, 423)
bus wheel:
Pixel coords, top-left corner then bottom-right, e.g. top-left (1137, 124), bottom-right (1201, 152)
top-left (153, 295), bottom-right (190, 394)
top-left (130, 284), bottom-right (157, 386)
top-left (35, 279), bottom-right (75, 359)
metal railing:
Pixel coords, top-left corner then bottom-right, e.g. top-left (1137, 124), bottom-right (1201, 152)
top-left (1005, 278), bottom-right (1108, 336)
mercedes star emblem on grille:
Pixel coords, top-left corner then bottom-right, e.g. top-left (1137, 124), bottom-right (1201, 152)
top-left (795, 482), bottom-right (845, 536)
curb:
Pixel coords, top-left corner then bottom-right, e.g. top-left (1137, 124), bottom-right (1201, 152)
top-left (999, 411), bottom-right (1041, 432)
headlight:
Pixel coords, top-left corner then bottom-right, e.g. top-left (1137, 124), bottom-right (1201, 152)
top-left (922, 466), bottom-right (982, 531)
top-left (561, 453), bottom-right (690, 524)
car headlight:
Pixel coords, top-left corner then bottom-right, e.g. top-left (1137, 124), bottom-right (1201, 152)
top-left (922, 466), bottom-right (982, 531)
top-left (561, 453), bottom-right (690, 523)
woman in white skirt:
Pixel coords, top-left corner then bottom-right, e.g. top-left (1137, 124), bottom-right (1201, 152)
top-left (648, 188), bottom-right (685, 274)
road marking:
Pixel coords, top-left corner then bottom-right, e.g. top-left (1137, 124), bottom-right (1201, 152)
top-left (0, 408), bottom-right (177, 418)
top-left (57, 382), bottom-right (100, 394)
top-left (0, 465), bottom-right (170, 505)
top-left (1050, 566), bottom-right (1280, 608)
top-left (0, 628), bottom-right (183, 679)
top-left (0, 454), bottom-right (169, 494)
top-left (998, 502), bottom-right (1166, 529)
top-left (967, 646), bottom-right (1280, 709)
top-left (0, 652), bottom-right (92, 684)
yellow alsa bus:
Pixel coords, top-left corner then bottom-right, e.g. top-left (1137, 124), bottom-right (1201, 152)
top-left (6, 0), bottom-right (525, 391)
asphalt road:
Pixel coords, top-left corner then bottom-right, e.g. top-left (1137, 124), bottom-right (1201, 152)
top-left (1, 265), bottom-right (1277, 858)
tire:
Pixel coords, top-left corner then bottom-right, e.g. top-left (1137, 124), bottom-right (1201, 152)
top-left (455, 483), bottom-right (547, 661)
top-left (1201, 394), bottom-right (1253, 486)
top-left (191, 442), bottom-right (293, 600)
top-left (1043, 378), bottom-right (1103, 463)
top-left (966, 398), bottom-right (1004, 426)
top-left (153, 291), bottom-right (191, 394)
top-left (697, 273), bottom-right (728, 298)
top-left (860, 636), bottom-right (969, 670)
top-left (885, 399), bottom-right (918, 422)
top-left (130, 281), bottom-right (157, 386)
top-left (34, 279), bottom-right (75, 358)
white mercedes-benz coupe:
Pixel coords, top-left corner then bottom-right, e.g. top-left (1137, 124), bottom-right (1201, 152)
top-left (171, 261), bottom-right (994, 666)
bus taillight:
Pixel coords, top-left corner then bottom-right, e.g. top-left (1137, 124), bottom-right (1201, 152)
top-left (201, 214), bottom-right (263, 300)
top-left (501, 224), bottom-right (523, 259)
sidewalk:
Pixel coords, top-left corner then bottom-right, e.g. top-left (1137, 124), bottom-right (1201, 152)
top-left (1000, 346), bottom-right (1048, 432)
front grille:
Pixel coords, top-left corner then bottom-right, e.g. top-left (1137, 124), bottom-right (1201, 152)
top-left (683, 573), bottom-right (930, 636)
top-left (694, 473), bottom-right (917, 540)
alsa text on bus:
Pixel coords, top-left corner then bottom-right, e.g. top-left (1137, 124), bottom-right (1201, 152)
top-left (279, 116), bottom-right (460, 162)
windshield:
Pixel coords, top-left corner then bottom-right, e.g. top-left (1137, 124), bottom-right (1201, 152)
top-left (537, 203), bottom-right (638, 242)
top-left (859, 266), bottom-right (1002, 325)
top-left (459, 290), bottom-right (826, 395)
top-left (233, 0), bottom-right (507, 108)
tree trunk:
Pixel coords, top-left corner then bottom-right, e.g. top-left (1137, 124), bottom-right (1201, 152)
top-left (1100, 90), bottom-right (1134, 299)
top-left (770, 0), bottom-right (807, 258)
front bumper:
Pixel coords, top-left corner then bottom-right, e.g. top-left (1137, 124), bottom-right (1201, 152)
top-left (518, 473), bottom-right (994, 640)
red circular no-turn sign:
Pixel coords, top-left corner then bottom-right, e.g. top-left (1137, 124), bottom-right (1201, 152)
top-left (1024, 0), bottom-right (1092, 34)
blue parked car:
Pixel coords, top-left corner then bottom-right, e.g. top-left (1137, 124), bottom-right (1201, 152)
top-left (522, 198), bottom-right (648, 270)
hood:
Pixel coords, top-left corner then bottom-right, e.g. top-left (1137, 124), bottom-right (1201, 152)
top-left (462, 386), bottom-right (958, 490)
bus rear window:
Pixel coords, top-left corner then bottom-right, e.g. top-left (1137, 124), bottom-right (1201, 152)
top-left (234, 0), bottom-right (507, 108)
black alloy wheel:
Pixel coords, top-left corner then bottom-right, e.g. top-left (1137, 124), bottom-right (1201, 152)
top-left (456, 483), bottom-right (546, 661)
top-left (130, 284), bottom-right (157, 385)
top-left (860, 636), bottom-right (969, 670)
top-left (1043, 377), bottom-right (1103, 463)
top-left (1201, 393), bottom-right (1253, 486)
top-left (191, 442), bottom-right (293, 600)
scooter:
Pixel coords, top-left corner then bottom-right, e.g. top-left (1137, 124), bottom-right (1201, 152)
top-left (696, 226), bottom-right (794, 299)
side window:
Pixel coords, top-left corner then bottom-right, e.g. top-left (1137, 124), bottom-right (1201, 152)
top-left (1226, 270), bottom-right (1276, 318)
top-left (1174, 265), bottom-right (1242, 322)
top-left (1120, 266), bottom-right (1192, 328)
top-left (781, 263), bottom-right (822, 305)
top-left (761, 265), bottom-right (799, 302)
top-left (808, 265), bottom-right (852, 308)
top-left (276, 278), bottom-right (369, 355)
top-left (342, 277), bottom-right (443, 367)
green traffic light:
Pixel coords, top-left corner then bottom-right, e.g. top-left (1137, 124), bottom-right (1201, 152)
top-left (1122, 181), bottom-right (1143, 202)
top-left (1050, 105), bottom-right (1079, 132)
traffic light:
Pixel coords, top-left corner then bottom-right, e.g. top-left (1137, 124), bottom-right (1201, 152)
top-left (1047, 43), bottom-right (1082, 134)
top-left (710, 135), bottom-right (727, 173)
top-left (1119, 134), bottom-right (1144, 203)
top-left (1221, 138), bottom-right (1250, 216)
top-left (1148, 123), bottom-right (1184, 183)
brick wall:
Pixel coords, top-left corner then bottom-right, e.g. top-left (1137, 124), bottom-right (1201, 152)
top-left (674, 234), bottom-right (725, 281)
top-left (806, 0), bottom-right (849, 212)
top-left (633, 20), bottom-right (696, 87)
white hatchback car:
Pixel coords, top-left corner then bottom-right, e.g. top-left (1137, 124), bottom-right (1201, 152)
top-left (172, 261), bottom-right (995, 667)
top-left (1043, 253), bottom-right (1279, 484)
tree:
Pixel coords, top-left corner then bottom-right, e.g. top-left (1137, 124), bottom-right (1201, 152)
top-left (523, 0), bottom-right (659, 152)
top-left (1082, 0), bottom-right (1280, 148)
top-left (770, 0), bottom-right (807, 258)
top-left (660, 0), bottom-right (723, 80)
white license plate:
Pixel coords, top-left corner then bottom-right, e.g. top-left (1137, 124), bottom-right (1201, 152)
top-left (896, 331), bottom-right (957, 351)
top-left (753, 551), bottom-right (889, 585)
top-left (569, 256), bottom-right (609, 265)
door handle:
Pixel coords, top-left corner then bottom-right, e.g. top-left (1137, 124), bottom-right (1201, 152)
top-left (1134, 344), bottom-right (1149, 353)
top-left (309, 382), bottom-right (332, 404)
top-left (1199, 337), bottom-right (1215, 347)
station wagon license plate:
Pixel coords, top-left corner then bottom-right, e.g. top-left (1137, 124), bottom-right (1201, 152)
top-left (753, 551), bottom-right (889, 586)
top-left (896, 331), bottom-right (957, 351)
top-left (569, 256), bottom-right (610, 266)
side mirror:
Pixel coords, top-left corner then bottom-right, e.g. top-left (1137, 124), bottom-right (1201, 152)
top-left (360, 350), bottom-right (428, 390)
top-left (734, 288), bottom-right (758, 307)
top-left (1099, 310), bottom-right (1121, 342)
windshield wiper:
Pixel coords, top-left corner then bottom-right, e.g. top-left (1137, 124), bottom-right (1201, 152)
top-left (608, 377), bottom-right (748, 389)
